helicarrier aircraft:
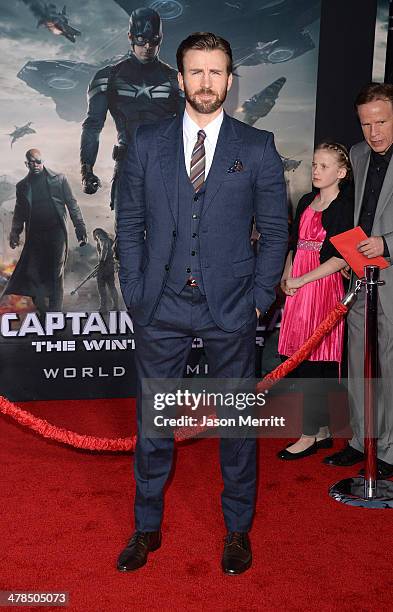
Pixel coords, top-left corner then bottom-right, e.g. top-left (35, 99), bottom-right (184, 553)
top-left (280, 156), bottom-right (302, 172)
top-left (37, 3), bottom-right (81, 43)
top-left (114, 0), bottom-right (319, 67)
top-left (236, 77), bottom-right (286, 126)
top-left (7, 123), bottom-right (36, 148)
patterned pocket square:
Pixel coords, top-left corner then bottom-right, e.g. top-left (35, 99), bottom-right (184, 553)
top-left (227, 159), bottom-right (244, 173)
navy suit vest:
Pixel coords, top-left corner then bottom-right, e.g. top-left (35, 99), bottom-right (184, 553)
top-left (166, 154), bottom-right (206, 294)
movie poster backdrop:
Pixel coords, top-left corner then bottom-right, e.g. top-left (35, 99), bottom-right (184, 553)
top-left (0, 0), bottom-right (321, 400)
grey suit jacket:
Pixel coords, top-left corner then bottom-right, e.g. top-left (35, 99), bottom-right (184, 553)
top-left (350, 141), bottom-right (393, 322)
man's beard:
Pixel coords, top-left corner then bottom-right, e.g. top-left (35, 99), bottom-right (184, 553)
top-left (184, 86), bottom-right (227, 114)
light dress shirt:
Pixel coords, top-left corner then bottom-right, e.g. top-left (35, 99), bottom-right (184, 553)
top-left (182, 109), bottom-right (224, 178)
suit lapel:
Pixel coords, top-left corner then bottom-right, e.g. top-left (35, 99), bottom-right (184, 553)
top-left (373, 153), bottom-right (393, 225)
top-left (158, 116), bottom-right (182, 223)
top-left (354, 148), bottom-right (370, 225)
top-left (201, 113), bottom-right (241, 218)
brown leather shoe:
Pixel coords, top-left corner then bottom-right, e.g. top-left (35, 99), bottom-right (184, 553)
top-left (222, 532), bottom-right (252, 575)
top-left (117, 531), bottom-right (161, 572)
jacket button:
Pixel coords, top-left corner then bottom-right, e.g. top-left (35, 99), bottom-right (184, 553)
top-left (165, 264), bottom-right (170, 271)
top-left (192, 214), bottom-right (198, 219)
top-left (191, 251), bottom-right (196, 256)
top-left (193, 195), bottom-right (199, 202)
top-left (172, 231), bottom-right (177, 237)
top-left (186, 267), bottom-right (191, 273)
top-left (192, 232), bottom-right (197, 238)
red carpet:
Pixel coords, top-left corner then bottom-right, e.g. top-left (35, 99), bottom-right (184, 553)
top-left (0, 398), bottom-right (389, 611)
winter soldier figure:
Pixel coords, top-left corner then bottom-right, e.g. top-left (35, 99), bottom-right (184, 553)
top-left (80, 7), bottom-right (184, 209)
top-left (93, 228), bottom-right (119, 312)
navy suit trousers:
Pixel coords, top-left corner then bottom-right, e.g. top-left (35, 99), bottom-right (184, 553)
top-left (133, 284), bottom-right (257, 532)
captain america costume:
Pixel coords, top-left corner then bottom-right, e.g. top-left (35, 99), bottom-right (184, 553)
top-left (80, 51), bottom-right (183, 208)
top-left (80, 7), bottom-right (184, 208)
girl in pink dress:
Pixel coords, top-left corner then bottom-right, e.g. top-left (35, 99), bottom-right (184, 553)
top-left (277, 142), bottom-right (353, 460)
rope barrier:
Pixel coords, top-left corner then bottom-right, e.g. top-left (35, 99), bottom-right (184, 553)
top-left (0, 294), bottom-right (355, 452)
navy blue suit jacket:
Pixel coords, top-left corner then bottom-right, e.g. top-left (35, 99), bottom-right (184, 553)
top-left (117, 112), bottom-right (288, 332)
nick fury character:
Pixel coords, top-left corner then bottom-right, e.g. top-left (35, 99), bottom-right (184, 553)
top-left (80, 7), bottom-right (184, 209)
top-left (3, 148), bottom-right (87, 314)
top-left (116, 33), bottom-right (288, 575)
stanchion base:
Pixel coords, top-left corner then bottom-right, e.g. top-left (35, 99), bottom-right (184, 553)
top-left (329, 477), bottom-right (393, 508)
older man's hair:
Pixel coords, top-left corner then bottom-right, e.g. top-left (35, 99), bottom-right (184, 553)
top-left (355, 82), bottom-right (393, 110)
top-left (176, 32), bottom-right (233, 75)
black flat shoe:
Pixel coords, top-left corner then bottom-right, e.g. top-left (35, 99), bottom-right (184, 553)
top-left (117, 530), bottom-right (161, 572)
top-left (277, 439), bottom-right (317, 460)
top-left (323, 443), bottom-right (364, 466)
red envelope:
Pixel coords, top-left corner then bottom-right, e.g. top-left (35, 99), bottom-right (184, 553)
top-left (330, 226), bottom-right (389, 278)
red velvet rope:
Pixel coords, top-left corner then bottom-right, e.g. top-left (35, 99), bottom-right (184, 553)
top-left (256, 302), bottom-right (348, 392)
top-left (0, 301), bottom-right (348, 452)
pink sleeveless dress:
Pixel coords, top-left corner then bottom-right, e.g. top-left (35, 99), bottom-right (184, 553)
top-left (278, 205), bottom-right (344, 362)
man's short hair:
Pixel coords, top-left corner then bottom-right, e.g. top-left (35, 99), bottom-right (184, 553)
top-left (355, 82), bottom-right (393, 110)
top-left (176, 32), bottom-right (233, 75)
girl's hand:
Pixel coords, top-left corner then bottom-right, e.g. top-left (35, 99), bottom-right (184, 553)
top-left (286, 276), bottom-right (304, 290)
top-left (281, 280), bottom-right (298, 296)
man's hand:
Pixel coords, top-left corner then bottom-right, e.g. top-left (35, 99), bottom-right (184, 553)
top-left (9, 233), bottom-right (19, 249)
top-left (75, 227), bottom-right (88, 246)
top-left (256, 308), bottom-right (261, 318)
top-left (357, 236), bottom-right (384, 258)
top-left (81, 164), bottom-right (101, 195)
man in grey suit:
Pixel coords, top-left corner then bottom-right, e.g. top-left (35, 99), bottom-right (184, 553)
top-left (116, 32), bottom-right (287, 574)
top-left (324, 83), bottom-right (393, 477)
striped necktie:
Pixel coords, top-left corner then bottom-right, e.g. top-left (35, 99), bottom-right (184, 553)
top-left (190, 129), bottom-right (206, 192)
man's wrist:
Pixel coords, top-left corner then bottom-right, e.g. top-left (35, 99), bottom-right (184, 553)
top-left (81, 163), bottom-right (93, 177)
top-left (382, 236), bottom-right (390, 258)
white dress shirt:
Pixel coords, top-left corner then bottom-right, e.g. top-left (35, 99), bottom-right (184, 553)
top-left (182, 109), bottom-right (224, 178)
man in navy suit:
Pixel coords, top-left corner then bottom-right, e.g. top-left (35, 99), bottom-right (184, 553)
top-left (116, 32), bottom-right (287, 574)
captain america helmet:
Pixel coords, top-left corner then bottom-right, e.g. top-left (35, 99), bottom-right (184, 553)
top-left (129, 7), bottom-right (163, 47)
